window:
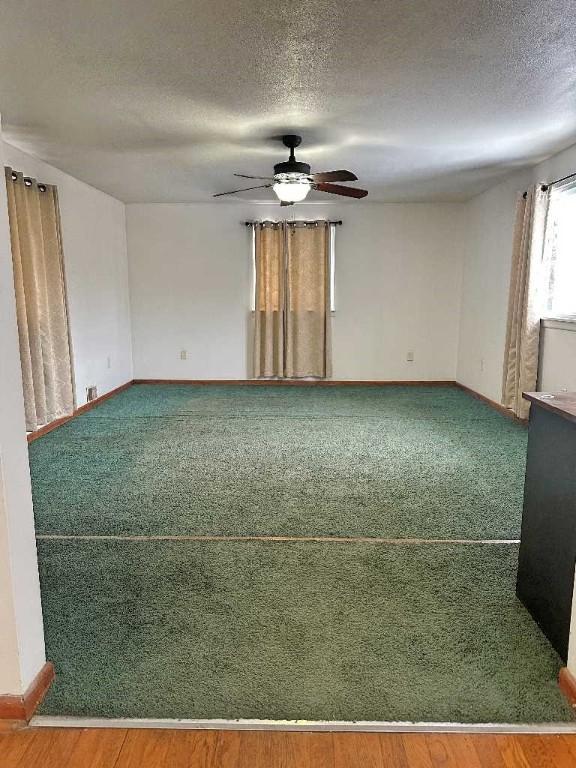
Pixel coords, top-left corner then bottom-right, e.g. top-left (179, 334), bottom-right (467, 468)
top-left (329, 221), bottom-right (336, 312)
top-left (545, 183), bottom-right (576, 319)
top-left (250, 220), bottom-right (337, 312)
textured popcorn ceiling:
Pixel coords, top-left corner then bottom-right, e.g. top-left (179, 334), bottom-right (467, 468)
top-left (0, 0), bottom-right (575, 203)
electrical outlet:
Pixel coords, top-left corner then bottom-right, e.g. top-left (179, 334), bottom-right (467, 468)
top-left (480, 357), bottom-right (485, 372)
top-left (107, 355), bottom-right (111, 369)
top-left (406, 351), bottom-right (414, 362)
top-left (180, 350), bottom-right (187, 360)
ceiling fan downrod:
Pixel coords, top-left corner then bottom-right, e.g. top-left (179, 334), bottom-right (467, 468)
top-left (274, 135), bottom-right (311, 177)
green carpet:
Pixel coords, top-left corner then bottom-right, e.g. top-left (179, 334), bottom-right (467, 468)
top-left (31, 384), bottom-right (569, 723)
top-left (37, 539), bottom-right (572, 722)
top-left (29, 384), bottom-right (527, 539)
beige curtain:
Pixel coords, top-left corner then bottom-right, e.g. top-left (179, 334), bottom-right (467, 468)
top-left (502, 184), bottom-right (551, 419)
top-left (5, 168), bottom-right (74, 431)
top-left (254, 222), bottom-right (285, 377)
top-left (253, 221), bottom-right (331, 378)
top-left (285, 221), bottom-right (331, 378)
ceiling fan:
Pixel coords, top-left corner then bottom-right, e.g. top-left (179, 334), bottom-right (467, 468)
top-left (213, 134), bottom-right (368, 205)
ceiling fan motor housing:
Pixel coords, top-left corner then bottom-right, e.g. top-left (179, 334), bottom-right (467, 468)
top-left (274, 134), bottom-right (310, 178)
top-left (273, 160), bottom-right (311, 177)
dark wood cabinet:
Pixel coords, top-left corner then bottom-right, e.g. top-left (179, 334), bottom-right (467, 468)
top-left (517, 392), bottom-right (576, 662)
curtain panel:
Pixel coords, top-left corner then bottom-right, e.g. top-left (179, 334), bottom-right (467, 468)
top-left (5, 168), bottom-right (75, 431)
top-left (502, 184), bottom-right (551, 419)
top-left (254, 222), bottom-right (285, 378)
top-left (285, 221), bottom-right (331, 378)
top-left (253, 220), bottom-right (331, 379)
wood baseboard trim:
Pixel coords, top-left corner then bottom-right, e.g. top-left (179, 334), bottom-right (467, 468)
top-left (26, 413), bottom-right (72, 442)
top-left (133, 379), bottom-right (457, 387)
top-left (0, 662), bottom-right (55, 723)
top-left (454, 382), bottom-right (528, 425)
top-left (559, 667), bottom-right (576, 708)
top-left (74, 380), bottom-right (134, 416)
top-left (27, 380), bottom-right (134, 443)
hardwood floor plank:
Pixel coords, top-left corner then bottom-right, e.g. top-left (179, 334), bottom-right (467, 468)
top-left (14, 729), bottom-right (82, 768)
top-left (517, 735), bottom-right (576, 768)
top-left (378, 734), bottom-right (409, 766)
top-left (470, 735), bottom-right (507, 767)
top-left (333, 732), bottom-right (384, 768)
top-left (185, 730), bottom-right (220, 768)
top-left (301, 733), bottom-right (335, 768)
top-left (270, 732), bottom-right (313, 768)
top-left (235, 730), bottom-right (329, 768)
top-left (0, 730), bottom-right (39, 768)
top-left (424, 734), bottom-right (457, 767)
top-left (113, 729), bottom-right (174, 768)
top-left (60, 727), bottom-right (127, 768)
top-left (236, 731), bottom-right (275, 768)
top-left (212, 730), bottom-right (242, 768)
top-left (401, 734), bottom-right (435, 768)
top-left (445, 734), bottom-right (483, 767)
top-left (270, 732), bottom-right (305, 768)
top-left (261, 731), bottom-right (335, 768)
top-left (497, 736), bottom-right (532, 768)
top-left (161, 730), bottom-right (219, 768)
top-left (560, 735), bottom-right (576, 761)
top-left (2, 729), bottom-right (576, 768)
top-left (425, 733), bottom-right (482, 767)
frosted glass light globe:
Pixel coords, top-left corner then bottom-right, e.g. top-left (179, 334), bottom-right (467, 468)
top-left (273, 180), bottom-right (311, 203)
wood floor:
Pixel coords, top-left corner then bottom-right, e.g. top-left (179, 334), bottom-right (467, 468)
top-left (1, 728), bottom-right (576, 767)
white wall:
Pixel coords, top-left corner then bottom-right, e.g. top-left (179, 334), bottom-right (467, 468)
top-left (456, 141), bottom-right (576, 674)
top-left (456, 169), bottom-right (531, 401)
top-left (457, 141), bottom-right (576, 402)
top-left (2, 143), bottom-right (133, 406)
top-left (0, 120), bottom-right (46, 695)
top-left (127, 202), bottom-right (464, 381)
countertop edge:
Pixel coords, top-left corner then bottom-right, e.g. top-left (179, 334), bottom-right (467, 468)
top-left (523, 392), bottom-right (576, 424)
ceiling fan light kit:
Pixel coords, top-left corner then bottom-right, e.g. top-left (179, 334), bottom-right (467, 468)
top-left (272, 176), bottom-right (312, 202)
top-left (214, 134), bottom-right (368, 204)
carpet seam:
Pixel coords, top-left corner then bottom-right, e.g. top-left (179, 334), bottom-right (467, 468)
top-left (36, 534), bottom-right (521, 544)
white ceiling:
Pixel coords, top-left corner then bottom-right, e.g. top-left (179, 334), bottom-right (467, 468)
top-left (1, 1), bottom-right (575, 203)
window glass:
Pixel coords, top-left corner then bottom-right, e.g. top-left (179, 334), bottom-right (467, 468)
top-left (545, 187), bottom-right (576, 318)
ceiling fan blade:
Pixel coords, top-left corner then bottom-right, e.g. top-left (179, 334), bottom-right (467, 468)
top-left (313, 182), bottom-right (368, 198)
top-left (311, 170), bottom-right (358, 183)
top-left (213, 184), bottom-right (272, 197)
top-left (234, 173), bottom-right (275, 181)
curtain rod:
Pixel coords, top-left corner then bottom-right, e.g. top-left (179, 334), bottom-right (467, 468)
top-left (522, 170), bottom-right (576, 199)
top-left (549, 170), bottom-right (576, 188)
top-left (243, 220), bottom-right (342, 226)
